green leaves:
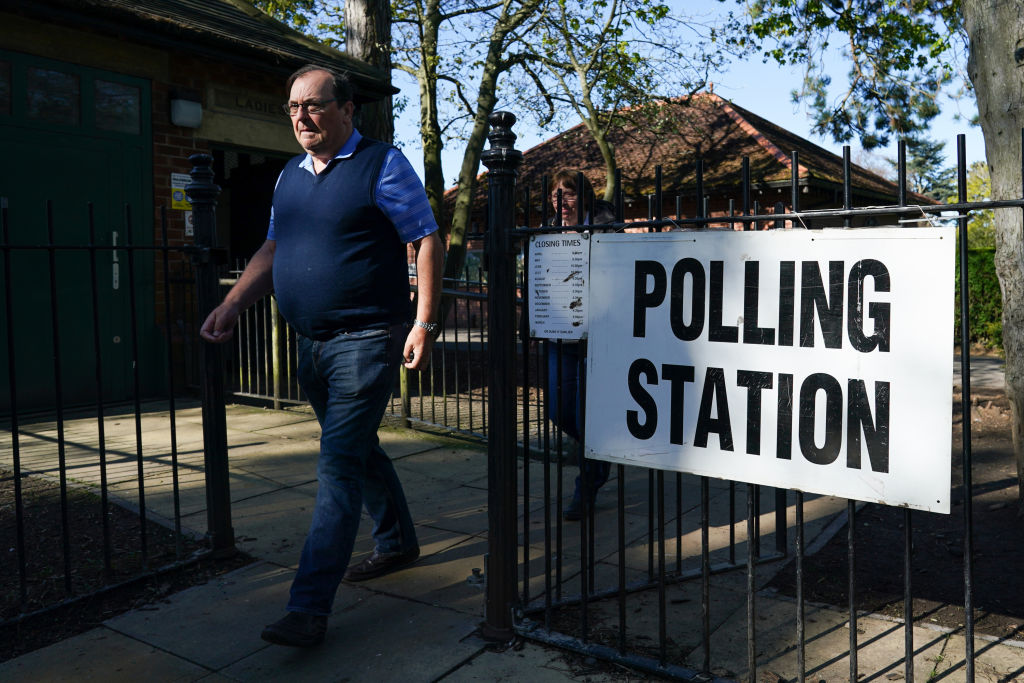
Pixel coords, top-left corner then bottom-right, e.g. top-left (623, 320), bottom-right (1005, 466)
top-left (737, 0), bottom-right (964, 148)
top-left (958, 160), bottom-right (994, 248)
top-left (249, 0), bottom-right (342, 39)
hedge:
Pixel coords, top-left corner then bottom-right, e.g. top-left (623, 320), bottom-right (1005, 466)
top-left (954, 247), bottom-right (1002, 348)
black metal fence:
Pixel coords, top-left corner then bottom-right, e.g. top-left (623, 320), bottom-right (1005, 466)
top-left (222, 261), bottom-right (495, 437)
top-left (480, 111), bottom-right (1024, 681)
top-left (5, 122), bottom-right (1024, 682)
top-left (0, 156), bottom-right (233, 630)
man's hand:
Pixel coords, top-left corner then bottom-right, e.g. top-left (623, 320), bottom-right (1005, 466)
top-left (402, 324), bottom-right (434, 371)
top-left (197, 240), bottom-right (275, 344)
top-left (200, 302), bottom-right (241, 344)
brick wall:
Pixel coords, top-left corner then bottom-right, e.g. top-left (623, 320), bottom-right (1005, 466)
top-left (149, 55), bottom-right (290, 385)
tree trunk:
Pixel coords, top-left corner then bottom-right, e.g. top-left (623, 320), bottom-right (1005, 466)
top-left (962, 0), bottom-right (1024, 514)
top-left (416, 1), bottom-right (447, 237)
top-left (582, 118), bottom-right (617, 203)
top-left (444, 64), bottom-right (499, 282)
top-left (346, 0), bottom-right (394, 143)
top-left (443, 0), bottom-right (543, 281)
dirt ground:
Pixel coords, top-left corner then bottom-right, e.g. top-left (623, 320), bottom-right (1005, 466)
top-left (766, 383), bottom-right (1024, 642)
top-left (0, 471), bottom-right (252, 662)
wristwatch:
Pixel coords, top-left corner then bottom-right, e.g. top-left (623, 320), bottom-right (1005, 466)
top-left (414, 319), bottom-right (439, 336)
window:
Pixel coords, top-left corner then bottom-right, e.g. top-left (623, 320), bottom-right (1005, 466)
top-left (27, 67), bottom-right (79, 125)
top-left (95, 79), bottom-right (140, 134)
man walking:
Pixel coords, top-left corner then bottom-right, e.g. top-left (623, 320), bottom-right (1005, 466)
top-left (200, 64), bottom-right (443, 647)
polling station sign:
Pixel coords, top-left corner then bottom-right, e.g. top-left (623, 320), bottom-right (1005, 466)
top-left (584, 228), bottom-right (955, 513)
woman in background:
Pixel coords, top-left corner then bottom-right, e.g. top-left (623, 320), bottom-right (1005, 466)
top-left (546, 170), bottom-right (614, 520)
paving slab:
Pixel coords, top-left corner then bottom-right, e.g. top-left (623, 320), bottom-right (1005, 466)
top-left (346, 530), bottom-right (488, 616)
top-left (216, 406), bottom-right (318, 433)
top-left (0, 627), bottom-right (214, 682)
top-left (929, 632), bottom-right (1024, 682)
top-left (410, 476), bottom-right (491, 535)
top-left (222, 591), bottom-right (481, 682)
top-left (105, 562), bottom-right (321, 671)
top-left (378, 427), bottom-right (472, 459)
top-left (441, 638), bottom-right (636, 682)
top-left (394, 446), bottom-right (488, 486)
top-left (106, 457), bottom-right (292, 522)
top-left (223, 439), bottom-right (321, 488)
top-left (221, 487), bottom-right (318, 566)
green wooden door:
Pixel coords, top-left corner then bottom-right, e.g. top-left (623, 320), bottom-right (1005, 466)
top-left (0, 52), bottom-right (153, 412)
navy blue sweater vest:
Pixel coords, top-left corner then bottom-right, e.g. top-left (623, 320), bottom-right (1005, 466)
top-left (271, 138), bottom-right (410, 340)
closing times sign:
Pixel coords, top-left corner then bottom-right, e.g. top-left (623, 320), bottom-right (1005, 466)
top-left (584, 228), bottom-right (955, 513)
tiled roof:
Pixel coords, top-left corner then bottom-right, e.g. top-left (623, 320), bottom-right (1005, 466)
top-left (2, 0), bottom-right (395, 101)
top-left (482, 93), bottom-right (931, 208)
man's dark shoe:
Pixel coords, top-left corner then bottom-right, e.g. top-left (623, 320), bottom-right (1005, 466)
top-left (344, 547), bottom-right (420, 582)
top-left (563, 497), bottom-right (584, 521)
top-left (260, 612), bottom-right (327, 647)
top-left (564, 492), bottom-right (601, 521)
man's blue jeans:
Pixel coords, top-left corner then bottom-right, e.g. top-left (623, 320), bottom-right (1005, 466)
top-left (287, 324), bottom-right (418, 616)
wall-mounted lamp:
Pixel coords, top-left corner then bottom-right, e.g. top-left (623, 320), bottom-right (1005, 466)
top-left (170, 98), bottom-right (202, 128)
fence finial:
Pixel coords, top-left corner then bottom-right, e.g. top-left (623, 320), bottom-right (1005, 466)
top-left (482, 112), bottom-right (522, 174)
top-left (186, 154), bottom-right (220, 207)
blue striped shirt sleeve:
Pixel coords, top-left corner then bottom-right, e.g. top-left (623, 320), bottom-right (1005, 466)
top-left (376, 148), bottom-right (440, 243)
top-left (266, 169), bottom-right (284, 241)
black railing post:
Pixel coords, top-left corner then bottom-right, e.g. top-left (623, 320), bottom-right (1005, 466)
top-left (481, 111), bottom-right (522, 641)
top-left (187, 153), bottom-right (235, 556)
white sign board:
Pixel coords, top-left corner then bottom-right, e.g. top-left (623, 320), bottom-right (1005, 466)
top-left (528, 233), bottom-right (589, 339)
top-left (585, 228), bottom-right (955, 513)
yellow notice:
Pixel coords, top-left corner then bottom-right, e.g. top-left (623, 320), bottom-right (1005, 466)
top-left (171, 173), bottom-right (192, 210)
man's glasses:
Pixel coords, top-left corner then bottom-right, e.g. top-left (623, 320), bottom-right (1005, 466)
top-left (550, 190), bottom-right (577, 202)
top-left (283, 99), bottom-right (336, 116)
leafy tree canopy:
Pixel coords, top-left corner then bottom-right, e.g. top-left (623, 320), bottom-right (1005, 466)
top-left (955, 159), bottom-right (993, 247)
top-left (734, 0), bottom-right (966, 149)
top-left (890, 135), bottom-right (956, 200)
top-left (251, 0), bottom-right (333, 33)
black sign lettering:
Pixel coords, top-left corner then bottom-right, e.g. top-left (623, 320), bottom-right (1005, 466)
top-left (743, 261), bottom-right (775, 345)
top-left (670, 258), bottom-right (705, 341)
top-left (776, 373), bottom-right (794, 459)
top-left (695, 367), bottom-right (734, 450)
top-left (847, 379), bottom-right (890, 472)
top-left (737, 370), bottom-right (773, 455)
top-left (848, 259), bottom-right (891, 353)
top-left (633, 261), bottom-right (666, 337)
top-left (798, 372), bottom-right (843, 464)
top-left (708, 261), bottom-right (739, 343)
top-left (800, 261), bottom-right (845, 349)
top-left (662, 364), bottom-right (695, 445)
top-left (778, 261), bottom-right (796, 346)
top-left (627, 358), bottom-right (659, 439)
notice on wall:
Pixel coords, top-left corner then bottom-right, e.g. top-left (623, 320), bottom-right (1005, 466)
top-left (584, 228), bottom-right (955, 513)
top-left (528, 233), bottom-right (589, 340)
top-left (171, 173), bottom-right (192, 210)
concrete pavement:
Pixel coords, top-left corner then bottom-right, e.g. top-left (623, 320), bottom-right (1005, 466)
top-left (2, 401), bottom-right (1023, 681)
top-left (954, 353), bottom-right (1005, 392)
